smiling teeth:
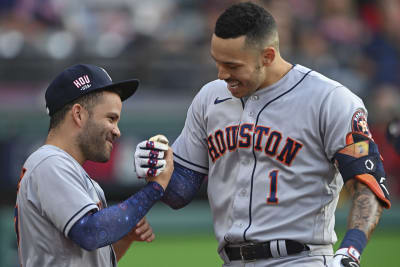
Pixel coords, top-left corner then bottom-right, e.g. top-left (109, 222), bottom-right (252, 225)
top-left (229, 82), bottom-right (239, 88)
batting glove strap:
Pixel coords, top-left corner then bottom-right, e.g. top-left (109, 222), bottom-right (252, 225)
top-left (134, 139), bottom-right (168, 178)
top-left (334, 247), bottom-right (361, 266)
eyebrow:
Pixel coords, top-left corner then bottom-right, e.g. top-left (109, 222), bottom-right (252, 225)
top-left (106, 112), bottom-right (120, 120)
top-left (210, 54), bottom-right (242, 66)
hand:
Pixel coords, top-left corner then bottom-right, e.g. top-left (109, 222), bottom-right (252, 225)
top-left (134, 137), bottom-right (169, 178)
top-left (146, 147), bottom-right (174, 190)
top-left (327, 248), bottom-right (360, 267)
top-left (126, 217), bottom-right (155, 243)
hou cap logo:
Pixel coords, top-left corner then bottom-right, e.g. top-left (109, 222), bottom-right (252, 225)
top-left (45, 64), bottom-right (139, 116)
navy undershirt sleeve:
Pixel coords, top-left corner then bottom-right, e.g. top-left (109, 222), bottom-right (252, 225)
top-left (68, 182), bottom-right (164, 251)
top-left (161, 162), bottom-right (206, 209)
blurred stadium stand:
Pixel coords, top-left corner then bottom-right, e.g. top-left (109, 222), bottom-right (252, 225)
top-left (1, 0), bottom-right (400, 266)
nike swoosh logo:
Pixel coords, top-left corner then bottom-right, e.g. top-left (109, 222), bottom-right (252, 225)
top-left (214, 97), bottom-right (232, 104)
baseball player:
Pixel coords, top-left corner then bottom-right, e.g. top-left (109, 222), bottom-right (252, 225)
top-left (15, 64), bottom-right (173, 267)
top-left (134, 2), bottom-right (390, 267)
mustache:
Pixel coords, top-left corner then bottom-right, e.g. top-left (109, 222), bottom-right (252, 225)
top-left (106, 133), bottom-right (117, 143)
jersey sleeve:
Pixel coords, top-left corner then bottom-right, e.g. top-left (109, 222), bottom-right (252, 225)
top-left (320, 86), bottom-right (368, 160)
top-left (172, 90), bottom-right (209, 174)
top-left (29, 155), bottom-right (98, 237)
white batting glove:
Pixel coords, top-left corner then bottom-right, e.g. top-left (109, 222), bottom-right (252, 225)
top-left (134, 135), bottom-right (169, 178)
top-left (327, 247), bottom-right (361, 267)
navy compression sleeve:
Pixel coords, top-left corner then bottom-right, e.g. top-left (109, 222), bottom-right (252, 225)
top-left (68, 182), bottom-right (163, 251)
top-left (161, 162), bottom-right (206, 209)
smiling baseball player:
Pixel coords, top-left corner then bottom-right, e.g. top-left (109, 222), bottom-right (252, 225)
top-left (15, 64), bottom-right (174, 267)
top-left (134, 2), bottom-right (390, 267)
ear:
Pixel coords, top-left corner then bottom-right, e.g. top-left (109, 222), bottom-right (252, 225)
top-left (71, 104), bottom-right (88, 128)
top-left (261, 47), bottom-right (276, 66)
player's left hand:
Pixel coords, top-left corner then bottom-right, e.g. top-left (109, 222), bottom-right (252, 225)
top-left (134, 135), bottom-right (169, 178)
top-left (327, 248), bottom-right (360, 267)
top-left (127, 217), bottom-right (155, 243)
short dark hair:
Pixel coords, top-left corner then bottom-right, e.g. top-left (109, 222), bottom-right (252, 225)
top-left (215, 2), bottom-right (278, 48)
top-left (48, 90), bottom-right (105, 131)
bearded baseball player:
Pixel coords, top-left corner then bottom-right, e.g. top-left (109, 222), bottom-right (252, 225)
top-left (134, 2), bottom-right (390, 267)
top-left (15, 64), bottom-right (173, 267)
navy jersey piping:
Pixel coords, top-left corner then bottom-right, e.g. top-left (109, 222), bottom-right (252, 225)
top-left (240, 98), bottom-right (245, 109)
top-left (243, 69), bottom-right (312, 241)
top-left (173, 152), bottom-right (208, 171)
top-left (63, 203), bottom-right (97, 236)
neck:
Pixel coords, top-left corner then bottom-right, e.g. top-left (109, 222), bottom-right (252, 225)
top-left (46, 130), bottom-right (86, 165)
top-left (260, 57), bottom-right (293, 89)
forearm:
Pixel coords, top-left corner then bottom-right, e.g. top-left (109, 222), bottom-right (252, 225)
top-left (68, 182), bottom-right (163, 251)
top-left (346, 179), bottom-right (383, 239)
top-left (161, 162), bottom-right (206, 209)
top-left (113, 235), bottom-right (133, 261)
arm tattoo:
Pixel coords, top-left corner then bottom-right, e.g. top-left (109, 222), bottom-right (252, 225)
top-left (346, 180), bottom-right (383, 239)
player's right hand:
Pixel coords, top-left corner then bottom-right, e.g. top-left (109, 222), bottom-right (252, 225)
top-left (134, 138), bottom-right (169, 178)
top-left (327, 248), bottom-right (360, 267)
top-left (146, 147), bottom-right (174, 190)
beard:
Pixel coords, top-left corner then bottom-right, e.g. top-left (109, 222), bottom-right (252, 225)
top-left (77, 118), bottom-right (112, 163)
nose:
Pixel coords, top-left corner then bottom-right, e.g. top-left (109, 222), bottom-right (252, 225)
top-left (217, 65), bottom-right (230, 80)
top-left (112, 125), bottom-right (121, 138)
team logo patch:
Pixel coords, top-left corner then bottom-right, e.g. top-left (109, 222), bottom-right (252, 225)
top-left (352, 109), bottom-right (371, 138)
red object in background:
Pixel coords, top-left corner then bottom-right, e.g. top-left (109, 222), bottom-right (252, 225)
top-left (83, 142), bottom-right (120, 183)
top-left (360, 3), bottom-right (381, 32)
top-left (370, 126), bottom-right (400, 197)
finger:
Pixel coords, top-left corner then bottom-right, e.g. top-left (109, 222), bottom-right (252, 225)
top-left (135, 149), bottom-right (165, 160)
top-left (146, 233), bottom-right (155, 242)
top-left (135, 220), bottom-right (149, 234)
top-left (140, 230), bottom-right (153, 241)
top-left (146, 165), bottom-right (166, 177)
top-left (162, 148), bottom-right (174, 174)
top-left (138, 226), bottom-right (153, 240)
top-left (136, 166), bottom-right (165, 178)
top-left (149, 134), bottom-right (169, 144)
top-left (135, 218), bottom-right (146, 228)
top-left (137, 140), bottom-right (168, 151)
top-left (136, 158), bottom-right (166, 168)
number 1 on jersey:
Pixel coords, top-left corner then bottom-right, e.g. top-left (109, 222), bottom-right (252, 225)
top-left (267, 170), bottom-right (279, 204)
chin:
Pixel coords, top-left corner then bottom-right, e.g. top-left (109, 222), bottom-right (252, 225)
top-left (97, 156), bottom-right (110, 163)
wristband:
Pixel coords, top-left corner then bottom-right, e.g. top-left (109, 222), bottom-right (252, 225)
top-left (340, 228), bottom-right (367, 254)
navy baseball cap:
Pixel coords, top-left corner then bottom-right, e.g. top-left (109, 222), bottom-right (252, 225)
top-left (45, 64), bottom-right (139, 116)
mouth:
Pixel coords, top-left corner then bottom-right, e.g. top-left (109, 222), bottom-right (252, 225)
top-left (106, 138), bottom-right (114, 148)
top-left (226, 80), bottom-right (240, 89)
top-left (226, 80), bottom-right (241, 95)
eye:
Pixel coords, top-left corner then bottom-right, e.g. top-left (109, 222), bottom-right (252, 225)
top-left (227, 65), bottom-right (239, 70)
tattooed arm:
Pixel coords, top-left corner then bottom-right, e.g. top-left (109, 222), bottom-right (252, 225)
top-left (345, 179), bottom-right (383, 239)
top-left (327, 180), bottom-right (385, 266)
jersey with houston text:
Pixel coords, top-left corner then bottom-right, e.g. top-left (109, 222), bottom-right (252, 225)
top-left (15, 145), bottom-right (116, 267)
top-left (172, 64), bottom-right (367, 253)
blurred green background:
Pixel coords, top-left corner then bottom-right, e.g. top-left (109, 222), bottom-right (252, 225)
top-left (1, 201), bottom-right (399, 266)
top-left (1, 0), bottom-right (400, 266)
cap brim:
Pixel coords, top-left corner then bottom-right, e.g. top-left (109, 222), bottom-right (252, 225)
top-left (102, 79), bottom-right (139, 101)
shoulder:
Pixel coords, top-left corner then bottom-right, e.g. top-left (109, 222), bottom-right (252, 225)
top-left (194, 79), bottom-right (228, 100)
top-left (294, 64), bottom-right (363, 104)
top-left (294, 65), bottom-right (342, 90)
top-left (25, 145), bottom-right (82, 177)
top-left (189, 79), bottom-right (230, 108)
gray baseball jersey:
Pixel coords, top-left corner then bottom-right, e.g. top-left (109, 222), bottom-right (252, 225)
top-left (172, 64), bottom-right (368, 256)
top-left (15, 144), bottom-right (116, 267)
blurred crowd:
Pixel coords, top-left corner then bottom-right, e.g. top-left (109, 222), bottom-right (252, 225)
top-left (0, 0), bottom-right (400, 199)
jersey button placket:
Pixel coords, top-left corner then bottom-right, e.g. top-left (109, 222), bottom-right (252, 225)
top-left (239, 189), bottom-right (247, 197)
